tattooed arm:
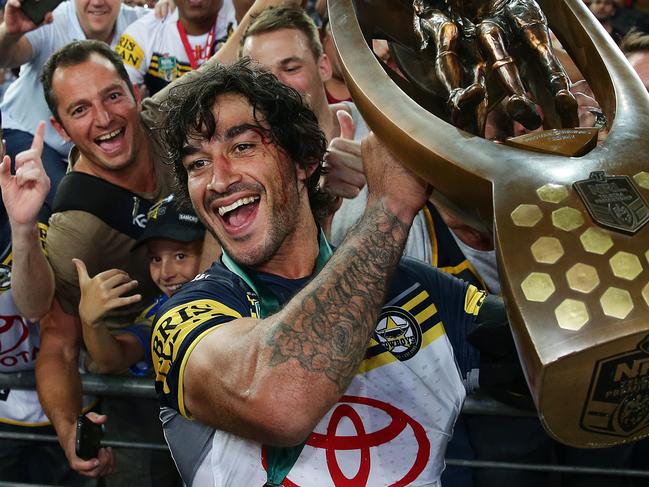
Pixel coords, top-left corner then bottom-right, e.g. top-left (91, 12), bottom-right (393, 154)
top-left (181, 134), bottom-right (428, 446)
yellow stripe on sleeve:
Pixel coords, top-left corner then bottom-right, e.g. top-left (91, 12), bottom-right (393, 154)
top-left (152, 299), bottom-right (241, 397)
top-left (421, 321), bottom-right (445, 347)
top-left (359, 350), bottom-right (397, 373)
top-left (402, 290), bottom-right (428, 312)
top-left (415, 303), bottom-right (437, 324)
top-left (177, 324), bottom-right (225, 418)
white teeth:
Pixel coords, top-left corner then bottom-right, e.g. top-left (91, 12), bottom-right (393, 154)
top-left (96, 129), bottom-right (122, 142)
top-left (218, 196), bottom-right (259, 216)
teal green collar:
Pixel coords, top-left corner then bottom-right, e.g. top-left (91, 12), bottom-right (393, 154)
top-left (220, 228), bottom-right (333, 486)
top-left (221, 228), bottom-right (333, 318)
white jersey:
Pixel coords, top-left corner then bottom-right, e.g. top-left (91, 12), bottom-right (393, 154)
top-left (0, 222), bottom-right (94, 425)
top-left (204, 333), bottom-right (462, 486)
top-left (154, 256), bottom-right (485, 486)
top-left (0, 288), bottom-right (47, 425)
top-left (0, 220), bottom-right (49, 425)
top-left (0, 0), bottom-right (146, 156)
top-left (115, 5), bottom-right (236, 96)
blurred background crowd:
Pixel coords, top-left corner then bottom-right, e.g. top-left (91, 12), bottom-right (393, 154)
top-left (1, 0), bottom-right (649, 484)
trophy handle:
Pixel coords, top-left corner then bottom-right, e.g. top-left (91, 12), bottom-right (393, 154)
top-left (330, 0), bottom-right (649, 447)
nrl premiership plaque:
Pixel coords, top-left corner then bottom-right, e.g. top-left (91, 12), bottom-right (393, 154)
top-left (329, 0), bottom-right (649, 447)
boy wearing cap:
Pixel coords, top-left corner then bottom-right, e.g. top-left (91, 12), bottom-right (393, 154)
top-left (73, 195), bottom-right (205, 374)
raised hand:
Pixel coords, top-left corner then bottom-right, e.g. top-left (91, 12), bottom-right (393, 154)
top-left (3, 0), bottom-right (54, 35)
top-left (320, 109), bottom-right (365, 200)
top-left (362, 131), bottom-right (429, 225)
top-left (0, 121), bottom-right (51, 227)
top-left (73, 259), bottom-right (141, 328)
top-left (154, 0), bottom-right (176, 19)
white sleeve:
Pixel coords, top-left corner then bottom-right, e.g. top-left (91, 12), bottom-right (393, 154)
top-left (115, 27), bottom-right (147, 85)
top-left (23, 22), bottom-right (52, 61)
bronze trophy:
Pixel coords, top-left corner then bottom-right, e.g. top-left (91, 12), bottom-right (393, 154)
top-left (329, 0), bottom-right (649, 447)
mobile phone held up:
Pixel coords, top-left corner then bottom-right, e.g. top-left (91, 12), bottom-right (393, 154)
top-left (20, 0), bottom-right (64, 26)
top-left (75, 415), bottom-right (104, 460)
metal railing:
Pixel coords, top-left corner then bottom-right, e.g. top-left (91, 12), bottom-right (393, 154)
top-left (1, 372), bottom-right (648, 482)
top-left (0, 370), bottom-right (537, 412)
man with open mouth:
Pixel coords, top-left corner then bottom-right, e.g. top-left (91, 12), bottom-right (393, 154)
top-left (150, 58), bottom-right (510, 487)
top-left (26, 39), bottom-right (182, 484)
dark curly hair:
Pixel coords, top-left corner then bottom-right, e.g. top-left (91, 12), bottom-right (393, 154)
top-left (156, 58), bottom-right (331, 217)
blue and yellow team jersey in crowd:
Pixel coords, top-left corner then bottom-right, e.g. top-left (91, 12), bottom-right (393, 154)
top-left (123, 293), bottom-right (168, 377)
top-left (152, 254), bottom-right (489, 486)
top-left (115, 5), bottom-right (236, 96)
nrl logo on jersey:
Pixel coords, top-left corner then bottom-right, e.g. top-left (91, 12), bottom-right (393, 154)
top-left (374, 306), bottom-right (422, 361)
top-left (246, 293), bottom-right (260, 318)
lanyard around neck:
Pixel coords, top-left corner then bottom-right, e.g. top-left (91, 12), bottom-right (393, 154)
top-left (177, 19), bottom-right (217, 70)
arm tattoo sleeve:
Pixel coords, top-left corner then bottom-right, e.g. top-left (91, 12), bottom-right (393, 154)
top-left (266, 201), bottom-right (410, 393)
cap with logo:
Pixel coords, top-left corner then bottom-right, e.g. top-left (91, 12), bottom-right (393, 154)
top-left (132, 194), bottom-right (205, 250)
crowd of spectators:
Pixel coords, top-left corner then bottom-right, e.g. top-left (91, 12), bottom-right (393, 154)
top-left (585, 0), bottom-right (649, 42)
top-left (0, 0), bottom-right (648, 484)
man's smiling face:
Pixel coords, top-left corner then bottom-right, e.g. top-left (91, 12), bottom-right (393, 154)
top-left (50, 53), bottom-right (142, 174)
top-left (183, 92), bottom-right (308, 268)
top-left (75, 0), bottom-right (122, 41)
top-left (241, 28), bottom-right (331, 117)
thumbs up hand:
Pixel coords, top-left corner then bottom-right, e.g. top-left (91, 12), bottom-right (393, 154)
top-left (73, 259), bottom-right (142, 328)
top-left (0, 121), bottom-right (51, 228)
top-left (319, 109), bottom-right (366, 200)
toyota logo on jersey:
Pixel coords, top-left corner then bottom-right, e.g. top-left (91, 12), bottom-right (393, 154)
top-left (262, 395), bottom-right (430, 486)
top-left (0, 315), bottom-right (29, 356)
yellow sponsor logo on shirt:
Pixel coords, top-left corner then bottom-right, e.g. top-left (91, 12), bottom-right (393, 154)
top-left (152, 299), bottom-right (241, 395)
top-left (115, 34), bottom-right (144, 69)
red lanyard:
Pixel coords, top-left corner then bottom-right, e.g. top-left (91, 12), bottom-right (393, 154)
top-left (177, 19), bottom-right (217, 70)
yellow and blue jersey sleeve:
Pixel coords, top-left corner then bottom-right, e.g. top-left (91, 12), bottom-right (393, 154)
top-left (151, 271), bottom-right (253, 417)
top-left (397, 257), bottom-right (488, 374)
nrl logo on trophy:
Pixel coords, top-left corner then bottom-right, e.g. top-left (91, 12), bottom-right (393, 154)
top-left (329, 0), bottom-right (649, 447)
top-left (574, 171), bottom-right (649, 235)
top-left (581, 335), bottom-right (649, 437)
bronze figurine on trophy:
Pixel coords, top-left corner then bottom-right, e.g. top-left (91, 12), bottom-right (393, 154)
top-left (412, 0), bottom-right (578, 134)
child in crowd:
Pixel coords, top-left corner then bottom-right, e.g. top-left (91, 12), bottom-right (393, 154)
top-left (74, 195), bottom-right (205, 375)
